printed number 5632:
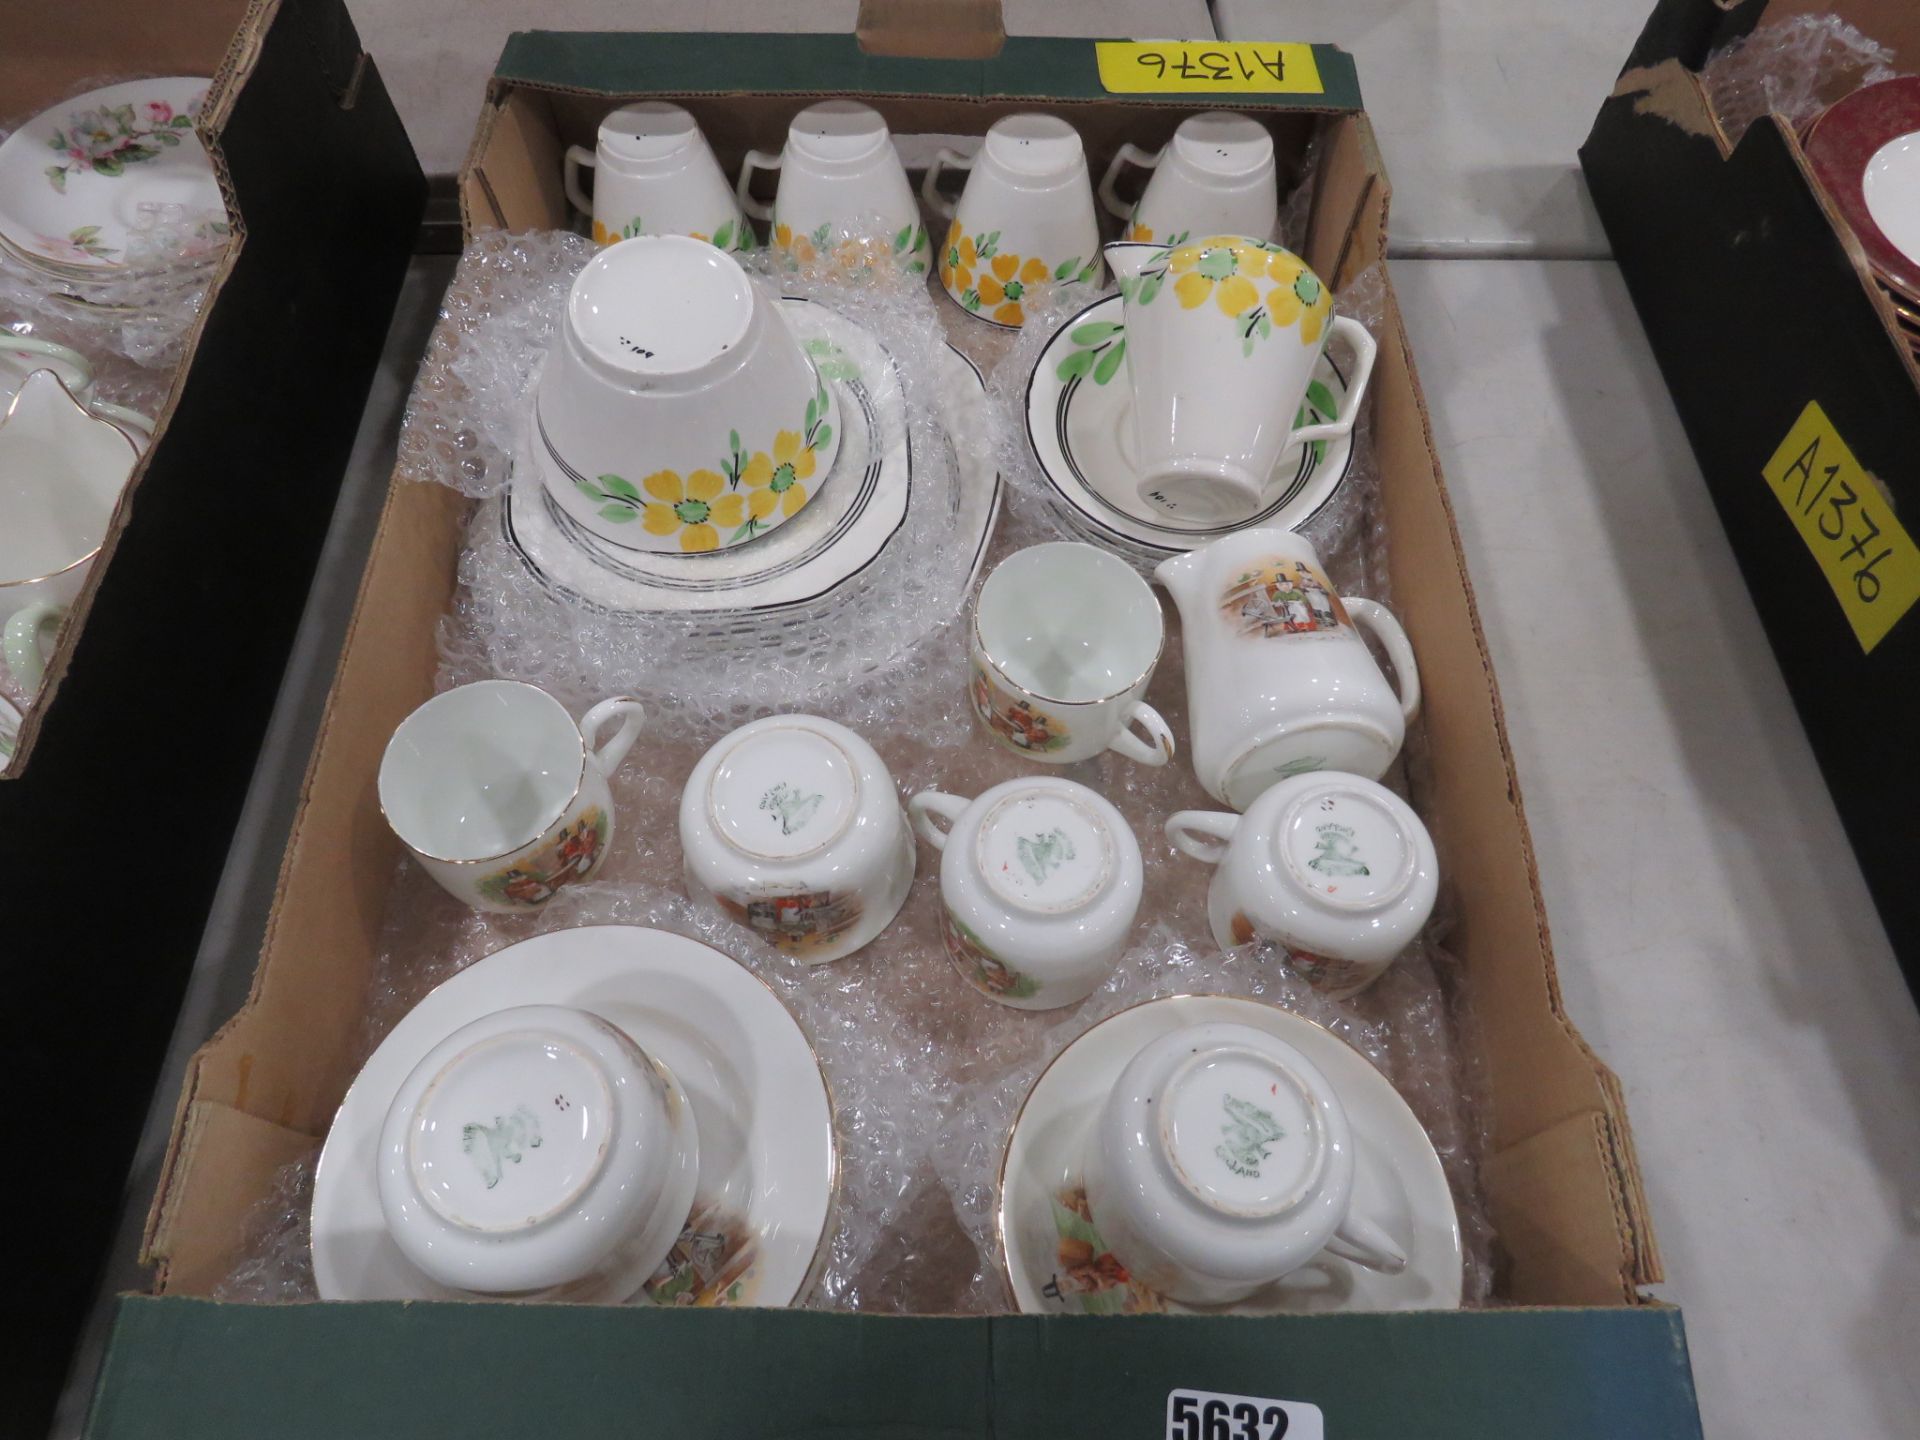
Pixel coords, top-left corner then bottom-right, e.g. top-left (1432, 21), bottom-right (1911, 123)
top-left (1167, 1389), bottom-right (1322, 1440)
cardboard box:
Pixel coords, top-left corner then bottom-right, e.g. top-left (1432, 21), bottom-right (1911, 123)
top-left (0, 0), bottom-right (422, 1427)
top-left (1581, 0), bottom-right (1920, 1003)
top-left (89, 27), bottom-right (1701, 1439)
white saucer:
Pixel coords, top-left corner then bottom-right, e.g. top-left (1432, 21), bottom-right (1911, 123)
top-left (0, 79), bottom-right (226, 277)
top-left (312, 926), bottom-right (836, 1307)
top-left (1025, 293), bottom-right (1356, 558)
top-left (506, 298), bottom-right (1000, 616)
top-left (999, 994), bottom-right (1462, 1315)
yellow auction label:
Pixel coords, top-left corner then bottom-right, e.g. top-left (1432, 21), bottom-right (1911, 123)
top-left (1762, 400), bottom-right (1920, 653)
top-left (1095, 41), bottom-right (1323, 95)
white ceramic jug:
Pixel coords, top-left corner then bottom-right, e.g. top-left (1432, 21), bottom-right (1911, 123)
top-left (1153, 528), bottom-right (1419, 809)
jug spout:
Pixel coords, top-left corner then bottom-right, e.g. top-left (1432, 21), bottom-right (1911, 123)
top-left (1103, 239), bottom-right (1156, 283)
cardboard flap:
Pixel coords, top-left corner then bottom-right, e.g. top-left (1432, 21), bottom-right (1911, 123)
top-left (857, 0), bottom-right (1006, 59)
top-left (143, 1102), bottom-right (318, 1296)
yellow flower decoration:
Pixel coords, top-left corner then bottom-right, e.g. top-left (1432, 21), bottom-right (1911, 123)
top-left (1126, 220), bottom-right (1154, 243)
top-left (591, 218), bottom-right (615, 246)
top-left (739, 430), bottom-right (816, 519)
top-left (773, 222), bottom-right (816, 265)
top-left (977, 253), bottom-right (1050, 326)
top-left (1262, 249), bottom-right (1331, 344)
top-left (1168, 239), bottom-right (1269, 317)
top-left (639, 468), bottom-right (745, 553)
top-left (942, 224), bottom-right (979, 293)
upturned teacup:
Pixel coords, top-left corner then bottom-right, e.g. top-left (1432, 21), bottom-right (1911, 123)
top-left (534, 235), bottom-right (841, 554)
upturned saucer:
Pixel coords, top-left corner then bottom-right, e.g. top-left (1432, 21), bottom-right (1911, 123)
top-left (999, 994), bottom-right (1463, 1315)
top-left (506, 297), bottom-right (1000, 616)
top-left (1025, 293), bottom-right (1355, 559)
top-left (312, 926), bottom-right (836, 1307)
top-left (0, 78), bottom-right (226, 277)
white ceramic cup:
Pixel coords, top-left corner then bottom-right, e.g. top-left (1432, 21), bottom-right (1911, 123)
top-left (0, 369), bottom-right (140, 696)
top-left (736, 101), bottom-right (929, 274)
top-left (1098, 111), bottom-right (1279, 247)
top-left (970, 541), bottom-right (1174, 768)
top-left (680, 714), bottom-right (915, 964)
top-left (378, 681), bottom-right (645, 913)
top-left (1154, 528), bottom-right (1419, 809)
top-left (909, 776), bottom-right (1142, 1010)
top-left (534, 235), bottom-right (840, 555)
top-left (565, 102), bottom-right (753, 254)
top-left (1167, 772), bottom-right (1440, 998)
top-left (1105, 236), bottom-right (1377, 523)
top-left (376, 1004), bottom-right (699, 1300)
top-left (925, 114), bottom-right (1102, 329)
top-left (1082, 1020), bottom-right (1406, 1305)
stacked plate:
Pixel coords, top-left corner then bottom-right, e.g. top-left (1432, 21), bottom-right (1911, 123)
top-left (504, 295), bottom-right (1002, 632)
top-left (1804, 76), bottom-right (1920, 359)
top-left (0, 78), bottom-right (228, 300)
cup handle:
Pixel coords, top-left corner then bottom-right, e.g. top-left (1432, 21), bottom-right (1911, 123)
top-left (3, 602), bottom-right (65, 696)
top-left (1097, 142), bottom-right (1162, 221)
top-left (1107, 700), bottom-right (1175, 767)
top-left (1344, 598), bottom-right (1421, 723)
top-left (1165, 809), bottom-right (1239, 864)
top-left (88, 400), bottom-right (153, 441)
top-left (564, 145), bottom-right (596, 217)
top-left (1323, 1213), bottom-right (1408, 1274)
top-left (582, 697), bottom-right (646, 773)
top-left (1289, 316), bottom-right (1378, 446)
top-left (2, 336), bottom-right (93, 391)
top-left (736, 149), bottom-right (781, 222)
top-left (908, 790), bottom-right (970, 851)
top-left (919, 147), bottom-right (974, 221)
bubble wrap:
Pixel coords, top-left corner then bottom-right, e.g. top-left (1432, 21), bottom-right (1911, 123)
top-left (216, 229), bottom-right (1496, 1312)
top-left (1702, 13), bottom-right (1900, 147)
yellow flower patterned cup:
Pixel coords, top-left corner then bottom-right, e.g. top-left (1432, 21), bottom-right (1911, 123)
top-left (534, 235), bottom-right (840, 554)
top-left (924, 114), bottom-right (1102, 329)
top-left (1105, 236), bottom-right (1377, 525)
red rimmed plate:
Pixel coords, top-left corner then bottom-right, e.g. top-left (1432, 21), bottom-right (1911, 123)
top-left (1805, 76), bottom-right (1920, 301)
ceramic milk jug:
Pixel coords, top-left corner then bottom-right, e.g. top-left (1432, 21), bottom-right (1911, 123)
top-left (1154, 528), bottom-right (1419, 810)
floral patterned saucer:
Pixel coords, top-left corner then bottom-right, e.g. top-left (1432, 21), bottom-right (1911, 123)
top-left (0, 78), bottom-right (225, 277)
top-left (1024, 292), bottom-right (1355, 560)
top-left (311, 926), bottom-right (836, 1307)
top-left (507, 297), bottom-right (1000, 616)
top-left (999, 994), bottom-right (1462, 1315)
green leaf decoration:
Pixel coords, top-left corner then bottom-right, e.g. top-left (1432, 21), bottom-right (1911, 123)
top-left (1054, 256), bottom-right (1081, 281)
top-left (44, 165), bottom-right (67, 193)
top-left (573, 476), bottom-right (606, 502)
top-left (810, 222), bottom-right (831, 247)
top-left (1138, 275), bottom-right (1163, 305)
top-left (1305, 378), bottom-right (1337, 419)
top-left (893, 223), bottom-right (912, 251)
top-left (907, 259), bottom-right (926, 274)
top-left (804, 394), bottom-right (818, 431)
top-left (729, 428), bottom-right (743, 456)
top-left (94, 156), bottom-right (123, 177)
top-left (1051, 1199), bottom-right (1102, 1249)
top-left (171, 114), bottom-right (193, 128)
top-left (1092, 338), bottom-right (1128, 385)
top-left (1055, 348), bottom-right (1096, 383)
top-left (597, 504), bottom-right (637, 523)
top-left (811, 422), bottom-right (831, 452)
top-left (711, 219), bottom-right (734, 250)
top-left (1069, 320), bottom-right (1123, 346)
top-left (598, 474), bottom-right (640, 501)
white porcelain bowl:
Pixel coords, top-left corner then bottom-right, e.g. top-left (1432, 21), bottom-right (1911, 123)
top-left (680, 714), bottom-right (914, 964)
top-left (534, 235), bottom-right (841, 555)
top-left (375, 1004), bottom-right (699, 1299)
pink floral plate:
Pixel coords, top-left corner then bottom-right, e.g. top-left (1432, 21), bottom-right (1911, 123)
top-left (0, 78), bottom-right (227, 277)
